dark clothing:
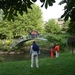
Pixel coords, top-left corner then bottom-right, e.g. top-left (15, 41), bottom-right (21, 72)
top-left (32, 43), bottom-right (39, 53)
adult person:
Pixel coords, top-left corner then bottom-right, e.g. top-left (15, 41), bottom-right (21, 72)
top-left (30, 41), bottom-right (40, 68)
top-left (54, 44), bottom-right (60, 58)
top-left (50, 43), bottom-right (54, 50)
top-left (49, 43), bottom-right (55, 58)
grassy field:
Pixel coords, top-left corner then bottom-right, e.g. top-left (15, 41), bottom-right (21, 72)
top-left (0, 52), bottom-right (75, 75)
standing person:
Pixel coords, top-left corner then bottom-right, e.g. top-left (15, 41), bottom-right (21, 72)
top-left (54, 44), bottom-right (60, 58)
top-left (30, 41), bottom-right (40, 68)
top-left (49, 43), bottom-right (55, 58)
top-left (50, 43), bottom-right (54, 50)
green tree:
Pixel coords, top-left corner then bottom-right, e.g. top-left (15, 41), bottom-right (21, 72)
top-left (23, 4), bottom-right (43, 33)
top-left (13, 4), bottom-right (43, 36)
top-left (0, 0), bottom-right (75, 23)
top-left (0, 4), bottom-right (43, 39)
top-left (45, 19), bottom-right (61, 34)
top-left (61, 19), bottom-right (70, 33)
top-left (67, 22), bottom-right (75, 34)
top-left (0, 0), bottom-right (55, 21)
top-left (59, 0), bottom-right (75, 22)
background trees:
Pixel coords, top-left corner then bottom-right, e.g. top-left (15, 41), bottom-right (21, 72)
top-left (0, 0), bottom-right (75, 35)
top-left (59, 0), bottom-right (75, 22)
top-left (0, 0), bottom-right (75, 23)
top-left (0, 0), bottom-right (74, 52)
top-left (0, 4), bottom-right (43, 39)
top-left (0, 0), bottom-right (55, 21)
top-left (61, 19), bottom-right (70, 33)
top-left (45, 19), bottom-right (61, 34)
top-left (67, 22), bottom-right (75, 34)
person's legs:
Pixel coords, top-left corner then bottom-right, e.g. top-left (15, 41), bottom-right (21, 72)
top-left (35, 54), bottom-right (39, 68)
top-left (57, 52), bottom-right (59, 57)
top-left (56, 51), bottom-right (58, 58)
top-left (31, 52), bottom-right (39, 68)
top-left (31, 53), bottom-right (34, 68)
top-left (56, 51), bottom-right (59, 58)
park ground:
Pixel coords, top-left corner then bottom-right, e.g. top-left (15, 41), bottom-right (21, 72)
top-left (0, 52), bottom-right (75, 75)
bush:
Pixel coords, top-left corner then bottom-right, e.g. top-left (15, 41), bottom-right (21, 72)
top-left (46, 34), bottom-right (70, 51)
top-left (24, 39), bottom-right (50, 50)
top-left (0, 39), bottom-right (13, 51)
top-left (5, 40), bottom-right (12, 46)
top-left (0, 57), bottom-right (3, 62)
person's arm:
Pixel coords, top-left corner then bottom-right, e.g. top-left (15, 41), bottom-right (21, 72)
top-left (30, 45), bottom-right (33, 54)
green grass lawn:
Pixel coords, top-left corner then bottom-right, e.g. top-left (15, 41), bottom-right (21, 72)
top-left (0, 52), bottom-right (75, 75)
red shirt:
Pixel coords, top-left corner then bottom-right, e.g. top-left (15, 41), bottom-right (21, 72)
top-left (54, 45), bottom-right (60, 51)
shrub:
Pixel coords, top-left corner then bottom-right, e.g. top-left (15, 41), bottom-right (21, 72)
top-left (46, 34), bottom-right (70, 51)
top-left (5, 40), bottom-right (12, 46)
top-left (24, 39), bottom-right (50, 50)
top-left (0, 57), bottom-right (3, 62)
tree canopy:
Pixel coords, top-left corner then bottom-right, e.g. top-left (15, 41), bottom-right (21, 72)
top-left (45, 19), bottom-right (61, 34)
top-left (59, 0), bottom-right (75, 22)
top-left (0, 0), bottom-right (55, 21)
top-left (0, 0), bottom-right (75, 22)
top-left (0, 4), bottom-right (43, 39)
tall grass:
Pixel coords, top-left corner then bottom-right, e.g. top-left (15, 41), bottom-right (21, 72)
top-left (0, 52), bottom-right (75, 75)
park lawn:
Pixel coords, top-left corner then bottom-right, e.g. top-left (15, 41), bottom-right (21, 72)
top-left (0, 52), bottom-right (75, 75)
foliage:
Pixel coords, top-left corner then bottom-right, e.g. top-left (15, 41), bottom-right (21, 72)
top-left (46, 34), bottom-right (70, 51)
top-left (0, 0), bottom-right (55, 21)
top-left (67, 22), bottom-right (75, 34)
top-left (5, 40), bottom-right (12, 46)
top-left (0, 33), bottom-right (71, 52)
top-left (0, 0), bottom-right (75, 24)
top-left (67, 36), bottom-right (75, 47)
top-left (0, 0), bottom-right (75, 37)
top-left (0, 57), bottom-right (3, 62)
top-left (45, 19), bottom-right (61, 34)
top-left (0, 4), bottom-right (43, 39)
top-left (24, 39), bottom-right (50, 49)
top-left (61, 18), bottom-right (75, 35)
top-left (61, 19), bottom-right (70, 33)
top-left (0, 39), bottom-right (12, 51)
top-left (22, 4), bottom-right (43, 33)
top-left (59, 0), bottom-right (75, 22)
top-left (0, 38), bottom-right (50, 51)
top-left (67, 35), bottom-right (75, 55)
